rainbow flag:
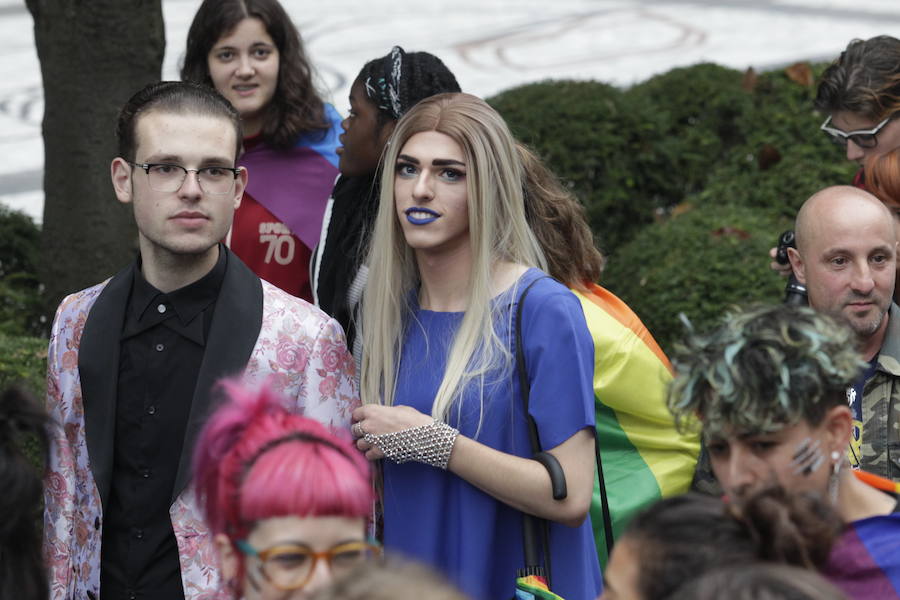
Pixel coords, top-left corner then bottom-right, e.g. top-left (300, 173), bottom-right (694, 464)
top-left (572, 283), bottom-right (700, 565)
top-left (825, 488), bottom-right (900, 598)
top-left (515, 574), bottom-right (566, 600)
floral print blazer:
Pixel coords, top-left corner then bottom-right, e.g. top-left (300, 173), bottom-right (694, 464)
top-left (43, 251), bottom-right (359, 600)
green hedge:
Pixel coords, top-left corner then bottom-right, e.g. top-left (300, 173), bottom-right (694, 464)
top-left (489, 80), bottom-right (662, 254)
top-left (622, 63), bottom-right (753, 206)
top-left (0, 206), bottom-right (45, 337)
top-left (690, 66), bottom-right (857, 216)
top-left (0, 334), bottom-right (47, 398)
top-left (489, 61), bottom-right (857, 350)
top-left (603, 204), bottom-right (790, 353)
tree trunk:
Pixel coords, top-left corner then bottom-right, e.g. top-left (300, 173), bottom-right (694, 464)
top-left (26, 0), bottom-right (164, 314)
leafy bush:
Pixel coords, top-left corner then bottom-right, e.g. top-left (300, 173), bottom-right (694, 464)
top-left (689, 64), bottom-right (857, 215)
top-left (0, 334), bottom-right (47, 398)
top-left (623, 63), bottom-right (753, 206)
top-left (489, 80), bottom-right (661, 254)
top-left (0, 207), bottom-right (45, 337)
top-left (602, 203), bottom-right (790, 353)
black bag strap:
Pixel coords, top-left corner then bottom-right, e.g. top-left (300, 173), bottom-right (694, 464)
top-left (514, 276), bottom-right (614, 585)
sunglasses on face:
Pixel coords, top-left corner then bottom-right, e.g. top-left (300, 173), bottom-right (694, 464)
top-left (820, 115), bottom-right (893, 149)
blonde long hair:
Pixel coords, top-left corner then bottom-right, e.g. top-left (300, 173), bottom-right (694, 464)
top-left (359, 93), bottom-right (546, 425)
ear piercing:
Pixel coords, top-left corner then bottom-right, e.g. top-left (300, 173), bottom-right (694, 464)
top-left (829, 450), bottom-right (843, 502)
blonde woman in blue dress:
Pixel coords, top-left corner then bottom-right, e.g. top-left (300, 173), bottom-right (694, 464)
top-left (351, 92), bottom-right (602, 600)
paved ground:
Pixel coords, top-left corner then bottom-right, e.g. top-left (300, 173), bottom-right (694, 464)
top-left (3, 0), bottom-right (900, 223)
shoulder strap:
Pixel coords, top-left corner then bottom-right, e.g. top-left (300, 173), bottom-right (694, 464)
top-left (514, 275), bottom-right (614, 581)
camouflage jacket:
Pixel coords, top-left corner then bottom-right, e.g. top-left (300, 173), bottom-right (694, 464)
top-left (860, 304), bottom-right (900, 482)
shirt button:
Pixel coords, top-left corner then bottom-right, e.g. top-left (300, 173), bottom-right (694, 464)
top-left (135, 529), bottom-right (144, 540)
top-left (147, 405), bottom-right (157, 415)
top-left (157, 303), bottom-right (166, 313)
top-left (142, 469), bottom-right (151, 479)
top-left (155, 343), bottom-right (164, 352)
top-left (129, 592), bottom-right (137, 600)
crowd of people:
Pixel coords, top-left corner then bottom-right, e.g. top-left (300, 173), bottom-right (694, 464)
top-left (5, 0), bottom-right (900, 598)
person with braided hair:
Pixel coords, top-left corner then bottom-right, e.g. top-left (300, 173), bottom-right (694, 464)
top-left (312, 46), bottom-right (460, 355)
top-left (667, 304), bottom-right (900, 598)
top-left (193, 380), bottom-right (377, 599)
top-left (182, 0), bottom-right (342, 301)
top-left (0, 386), bottom-right (49, 600)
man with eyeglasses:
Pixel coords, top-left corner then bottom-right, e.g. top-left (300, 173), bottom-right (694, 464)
top-left (816, 36), bottom-right (900, 179)
top-left (42, 81), bottom-right (359, 600)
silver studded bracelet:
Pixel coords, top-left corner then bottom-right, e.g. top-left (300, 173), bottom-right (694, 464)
top-left (364, 420), bottom-right (459, 469)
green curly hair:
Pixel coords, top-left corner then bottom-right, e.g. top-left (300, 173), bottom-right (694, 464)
top-left (667, 304), bottom-right (866, 438)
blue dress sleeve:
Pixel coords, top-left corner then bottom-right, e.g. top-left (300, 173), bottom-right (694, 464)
top-left (520, 279), bottom-right (596, 450)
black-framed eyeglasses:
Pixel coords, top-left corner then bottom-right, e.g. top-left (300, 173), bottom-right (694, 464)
top-left (236, 539), bottom-right (380, 591)
top-left (820, 115), bottom-right (893, 149)
top-left (127, 162), bottom-right (242, 195)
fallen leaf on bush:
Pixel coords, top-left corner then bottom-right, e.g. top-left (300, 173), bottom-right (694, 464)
top-left (741, 67), bottom-right (758, 92)
top-left (758, 143), bottom-right (782, 170)
top-left (671, 202), bottom-right (694, 217)
top-left (711, 226), bottom-right (751, 240)
top-left (785, 62), bottom-right (814, 87)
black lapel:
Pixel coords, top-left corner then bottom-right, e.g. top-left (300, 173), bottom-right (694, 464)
top-left (171, 249), bottom-right (263, 503)
top-left (78, 265), bottom-right (135, 511)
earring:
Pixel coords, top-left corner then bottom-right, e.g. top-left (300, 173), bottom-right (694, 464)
top-left (828, 450), bottom-right (842, 503)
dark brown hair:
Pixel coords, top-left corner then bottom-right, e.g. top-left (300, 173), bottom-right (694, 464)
top-left (517, 143), bottom-right (605, 290)
top-left (668, 564), bottom-right (847, 600)
top-left (116, 81), bottom-right (242, 162)
top-left (621, 488), bottom-right (841, 600)
top-left (815, 35), bottom-right (900, 120)
top-left (180, 0), bottom-right (328, 150)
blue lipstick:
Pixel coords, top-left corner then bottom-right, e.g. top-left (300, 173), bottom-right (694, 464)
top-left (405, 207), bottom-right (441, 225)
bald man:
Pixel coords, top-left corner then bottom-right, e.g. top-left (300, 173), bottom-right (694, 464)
top-left (788, 185), bottom-right (900, 481)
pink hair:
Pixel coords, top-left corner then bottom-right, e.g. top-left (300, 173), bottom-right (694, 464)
top-left (192, 379), bottom-right (371, 542)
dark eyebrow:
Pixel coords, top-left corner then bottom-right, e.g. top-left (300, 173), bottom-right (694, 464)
top-left (142, 154), bottom-right (234, 167)
top-left (396, 155), bottom-right (466, 168)
top-left (432, 159), bottom-right (465, 167)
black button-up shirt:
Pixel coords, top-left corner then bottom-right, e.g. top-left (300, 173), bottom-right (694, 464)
top-left (100, 249), bottom-right (226, 600)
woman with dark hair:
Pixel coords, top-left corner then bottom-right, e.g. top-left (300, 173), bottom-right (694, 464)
top-left (601, 488), bottom-right (842, 600)
top-left (181, 0), bottom-right (341, 301)
top-left (193, 380), bottom-right (377, 599)
top-left (1, 386), bottom-right (49, 600)
top-left (312, 46), bottom-right (460, 355)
